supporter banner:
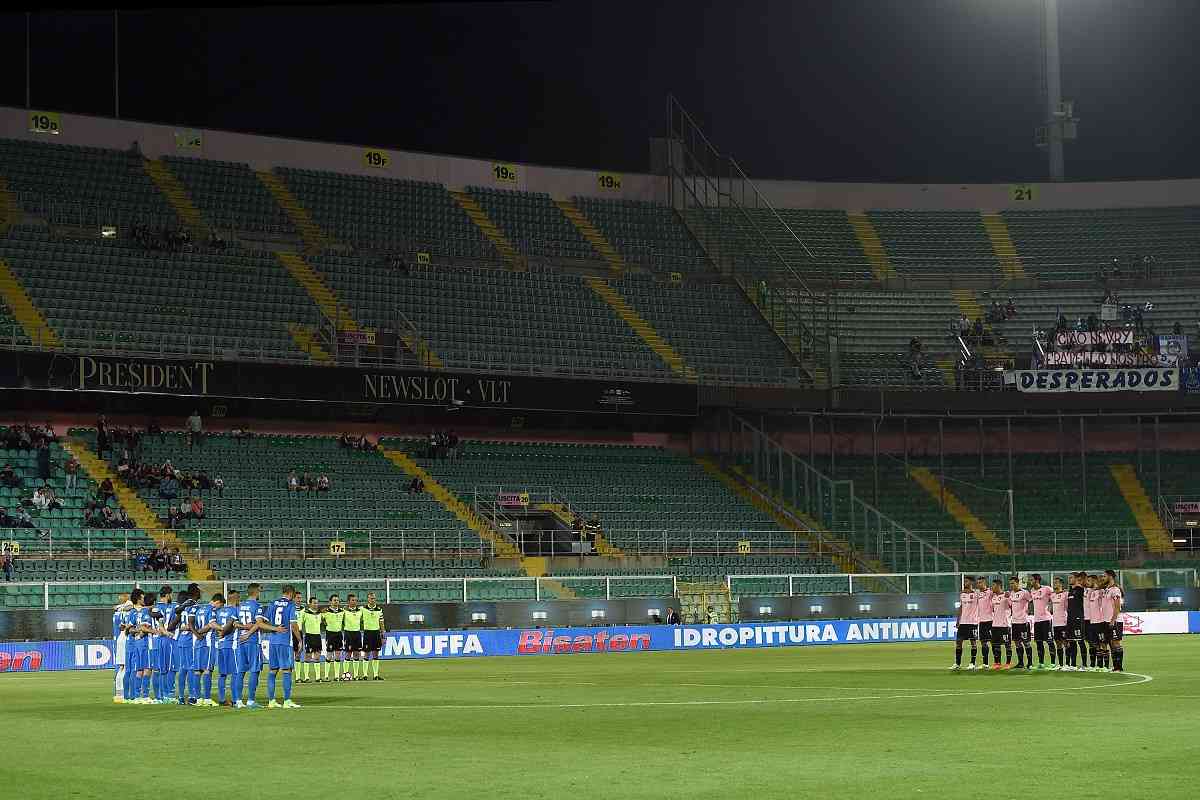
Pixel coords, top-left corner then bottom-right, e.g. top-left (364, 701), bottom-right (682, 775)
top-left (1156, 334), bottom-right (1188, 367)
top-left (1041, 351), bottom-right (1150, 367)
top-left (1173, 501), bottom-right (1200, 514)
top-left (5, 613), bottom-right (1200, 671)
top-left (0, 350), bottom-right (699, 416)
top-left (1181, 367), bottom-right (1200, 393)
top-left (1014, 368), bottom-right (1177, 393)
top-left (1052, 330), bottom-right (1133, 348)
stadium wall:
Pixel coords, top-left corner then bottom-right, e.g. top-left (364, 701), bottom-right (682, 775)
top-left (3, 613), bottom-right (1197, 672)
top-left (8, 105), bottom-right (1200, 210)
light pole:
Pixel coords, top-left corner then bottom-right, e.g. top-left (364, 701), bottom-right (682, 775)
top-left (1037, 0), bottom-right (1078, 181)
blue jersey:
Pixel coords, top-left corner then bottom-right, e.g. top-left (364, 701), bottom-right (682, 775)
top-left (177, 603), bottom-right (197, 643)
top-left (214, 605), bottom-right (238, 649)
top-left (126, 607), bottom-right (150, 649)
top-left (193, 603), bottom-right (213, 646)
top-left (112, 605), bottom-right (129, 640)
top-left (237, 598), bottom-right (264, 642)
top-left (266, 598), bottom-right (296, 646)
top-left (154, 601), bottom-right (179, 642)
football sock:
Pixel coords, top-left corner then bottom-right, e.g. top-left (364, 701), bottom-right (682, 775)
top-left (1113, 649), bottom-right (1124, 670)
top-left (248, 669), bottom-right (260, 701)
top-left (981, 639), bottom-right (989, 664)
top-left (299, 662), bottom-right (307, 680)
top-left (232, 673), bottom-right (242, 704)
top-left (115, 665), bottom-right (124, 698)
top-left (190, 671), bottom-right (200, 698)
top-left (1025, 644), bottom-right (1033, 665)
top-left (218, 674), bottom-right (227, 702)
top-left (141, 673), bottom-right (151, 698)
top-left (283, 672), bottom-right (293, 700)
top-left (1004, 643), bottom-right (1012, 664)
top-left (371, 658), bottom-right (379, 677)
top-left (1015, 645), bottom-right (1024, 667)
top-left (955, 645), bottom-right (963, 666)
top-left (267, 672), bottom-right (277, 700)
top-left (969, 645), bottom-right (977, 665)
top-left (992, 643), bottom-right (1001, 664)
top-left (324, 661), bottom-right (332, 680)
top-left (353, 658), bottom-right (362, 678)
top-left (1036, 641), bottom-right (1046, 664)
top-left (203, 672), bottom-right (213, 699)
top-left (177, 669), bottom-right (188, 700)
top-left (123, 668), bottom-right (132, 699)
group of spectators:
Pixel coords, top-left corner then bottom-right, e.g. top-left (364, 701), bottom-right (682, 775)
top-left (337, 433), bottom-right (376, 451)
top-left (985, 298), bottom-right (1017, 323)
top-left (406, 476), bottom-right (426, 495)
top-left (287, 471), bottom-right (332, 493)
top-left (426, 430), bottom-right (460, 459)
top-left (0, 505), bottom-right (37, 531)
top-left (84, 499), bottom-right (135, 530)
top-left (1, 423), bottom-right (57, 452)
top-left (130, 546), bottom-right (187, 574)
top-left (165, 496), bottom-right (206, 529)
top-left (130, 458), bottom-right (224, 499)
top-left (131, 224), bottom-right (193, 253)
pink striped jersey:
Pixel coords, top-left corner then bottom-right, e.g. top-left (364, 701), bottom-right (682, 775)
top-left (1008, 589), bottom-right (1032, 624)
top-left (1100, 585), bottom-right (1123, 623)
top-left (976, 589), bottom-right (994, 622)
top-left (1084, 588), bottom-right (1100, 621)
top-left (990, 593), bottom-right (1011, 627)
top-left (1050, 590), bottom-right (1068, 626)
top-left (958, 590), bottom-right (979, 625)
top-left (1030, 586), bottom-right (1053, 622)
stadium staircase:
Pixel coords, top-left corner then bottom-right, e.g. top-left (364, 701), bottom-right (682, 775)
top-left (518, 556), bottom-right (578, 599)
top-left (1108, 465), bottom-right (1174, 553)
top-left (678, 580), bottom-right (734, 624)
top-left (846, 211), bottom-right (896, 281)
top-left (380, 449), bottom-right (522, 559)
top-left (447, 190), bottom-right (522, 270)
top-left (285, 321), bottom-right (333, 363)
top-left (694, 457), bottom-right (863, 574)
top-left (256, 171), bottom-right (331, 253)
top-left (584, 276), bottom-right (696, 380)
top-left (906, 467), bottom-right (1010, 555)
top-left (143, 159), bottom-right (208, 241)
top-left (951, 288), bottom-right (1012, 365)
top-left (0, 257), bottom-right (60, 348)
top-left (277, 251), bottom-right (361, 333)
top-left (980, 213), bottom-right (1026, 281)
top-left (0, 176), bottom-right (17, 236)
top-left (554, 199), bottom-right (626, 274)
top-left (61, 440), bottom-right (215, 580)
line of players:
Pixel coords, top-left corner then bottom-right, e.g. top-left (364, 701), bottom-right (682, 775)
top-left (294, 592), bottom-right (387, 682)
top-left (113, 582), bottom-right (387, 707)
top-left (952, 570), bottom-right (1126, 672)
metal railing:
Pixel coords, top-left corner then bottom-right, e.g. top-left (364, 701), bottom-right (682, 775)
top-left (727, 568), bottom-right (1200, 596)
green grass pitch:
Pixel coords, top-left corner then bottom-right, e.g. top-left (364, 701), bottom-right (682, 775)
top-left (5, 637), bottom-right (1199, 799)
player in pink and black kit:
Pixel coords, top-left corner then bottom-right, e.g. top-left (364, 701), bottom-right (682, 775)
top-left (988, 579), bottom-right (1012, 670)
top-left (974, 576), bottom-right (993, 667)
top-left (1007, 576), bottom-right (1033, 670)
top-left (1083, 575), bottom-right (1102, 669)
top-left (1102, 569), bottom-right (1125, 672)
top-left (1028, 574), bottom-right (1055, 669)
top-left (1049, 577), bottom-right (1069, 670)
top-left (951, 576), bottom-right (979, 670)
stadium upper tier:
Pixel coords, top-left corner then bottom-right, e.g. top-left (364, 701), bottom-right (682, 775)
top-left (1, 133), bottom-right (1199, 388)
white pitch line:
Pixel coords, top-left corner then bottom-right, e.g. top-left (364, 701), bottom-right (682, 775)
top-left (305, 671), bottom-right (1152, 712)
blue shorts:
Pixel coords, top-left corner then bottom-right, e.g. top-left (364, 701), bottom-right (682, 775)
top-left (236, 641), bottom-right (262, 673)
top-left (127, 646), bottom-right (149, 672)
top-left (174, 641), bottom-right (193, 671)
top-left (154, 642), bottom-right (173, 672)
top-left (268, 643), bottom-right (294, 670)
top-left (193, 645), bottom-right (213, 671)
top-left (216, 649), bottom-right (237, 675)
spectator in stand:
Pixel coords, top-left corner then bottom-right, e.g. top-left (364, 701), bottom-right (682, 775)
top-left (13, 506), bottom-right (34, 530)
top-left (1173, 321), bottom-right (1182, 335)
top-left (36, 443), bottom-right (51, 481)
top-left (1005, 297), bottom-right (1017, 319)
top-left (158, 474), bottom-right (179, 500)
top-left (98, 478), bottom-right (115, 506)
top-left (300, 471), bottom-right (314, 493)
top-left (212, 475), bottom-right (224, 497)
top-left (113, 508), bottom-right (133, 529)
top-left (665, 607), bottom-right (680, 625)
top-left (407, 476), bottom-right (424, 495)
top-left (197, 471), bottom-right (211, 493)
top-left (96, 414), bottom-right (109, 456)
top-left (190, 496), bottom-right (205, 522)
top-left (0, 506), bottom-right (9, 527)
top-left (167, 505), bottom-right (181, 529)
top-left (1, 543), bottom-right (12, 582)
top-left (186, 410), bottom-right (203, 448)
top-left (64, 456), bottom-right (79, 492)
top-left (132, 549), bottom-right (147, 572)
top-left (287, 471), bottom-right (299, 492)
top-left (0, 464), bottom-right (19, 489)
top-left (170, 548), bottom-right (186, 573)
top-left (316, 474), bottom-right (331, 492)
top-left (957, 314), bottom-right (971, 338)
top-left (179, 498), bottom-right (193, 524)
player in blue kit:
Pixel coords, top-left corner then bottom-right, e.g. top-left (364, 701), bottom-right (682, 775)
top-left (169, 589), bottom-right (195, 705)
top-left (191, 592), bottom-right (218, 707)
top-left (124, 589), bottom-right (153, 704)
top-left (213, 591), bottom-right (239, 707)
top-left (262, 585), bottom-right (302, 708)
top-left (235, 583), bottom-right (267, 709)
top-left (152, 586), bottom-right (178, 704)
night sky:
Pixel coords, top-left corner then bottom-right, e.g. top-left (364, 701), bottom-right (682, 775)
top-left (2, 1), bottom-right (1197, 183)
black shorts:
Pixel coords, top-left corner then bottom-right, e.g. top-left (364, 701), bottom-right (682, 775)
top-left (344, 631), bottom-right (364, 651)
top-left (1067, 618), bottom-right (1084, 641)
top-left (1093, 622), bottom-right (1112, 644)
top-left (363, 630), bottom-right (383, 652)
top-left (1085, 622), bottom-right (1099, 644)
top-left (326, 632), bottom-right (344, 652)
top-left (956, 624), bottom-right (978, 642)
top-left (1111, 621), bottom-right (1123, 642)
top-left (991, 626), bottom-right (1010, 645)
top-left (1011, 623), bottom-right (1031, 643)
top-left (978, 621), bottom-right (993, 642)
top-left (304, 634), bottom-right (322, 654)
top-left (1034, 620), bottom-right (1052, 642)
top-left (1053, 625), bottom-right (1069, 642)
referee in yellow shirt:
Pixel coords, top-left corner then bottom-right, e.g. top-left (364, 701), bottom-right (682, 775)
top-left (362, 591), bottom-right (386, 680)
top-left (321, 595), bottom-right (345, 682)
top-left (343, 594), bottom-right (365, 680)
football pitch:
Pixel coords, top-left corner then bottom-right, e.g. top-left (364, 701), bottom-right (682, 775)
top-left (6, 637), bottom-right (1199, 799)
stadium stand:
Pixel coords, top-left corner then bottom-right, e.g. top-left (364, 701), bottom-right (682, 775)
top-left (163, 156), bottom-right (296, 236)
top-left (466, 187), bottom-right (597, 262)
top-left (867, 210), bottom-right (1001, 279)
top-left (572, 196), bottom-right (709, 275)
